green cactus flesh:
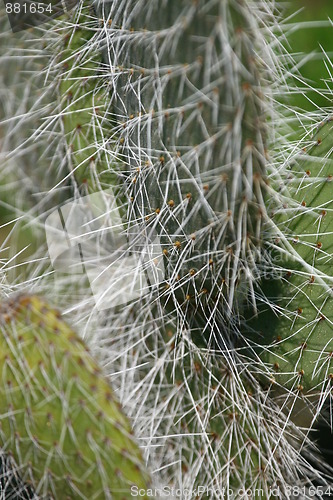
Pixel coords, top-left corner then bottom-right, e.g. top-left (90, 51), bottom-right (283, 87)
top-left (0, 294), bottom-right (150, 498)
top-left (104, 0), bottom-right (272, 341)
top-left (58, 3), bottom-right (122, 196)
top-left (244, 118), bottom-right (333, 393)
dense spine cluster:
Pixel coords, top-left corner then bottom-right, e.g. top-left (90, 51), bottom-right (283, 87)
top-left (101, 0), bottom-right (277, 346)
top-left (138, 330), bottom-right (325, 496)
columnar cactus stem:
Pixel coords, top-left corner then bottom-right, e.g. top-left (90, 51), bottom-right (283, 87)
top-left (100, 0), bottom-right (276, 345)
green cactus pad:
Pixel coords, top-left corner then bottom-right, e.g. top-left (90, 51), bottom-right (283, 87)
top-left (0, 294), bottom-right (150, 498)
top-left (245, 118), bottom-right (333, 393)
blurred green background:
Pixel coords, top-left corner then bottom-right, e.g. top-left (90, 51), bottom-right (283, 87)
top-left (285, 0), bottom-right (333, 114)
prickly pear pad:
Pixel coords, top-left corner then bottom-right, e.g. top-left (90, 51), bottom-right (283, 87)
top-left (0, 295), bottom-right (150, 499)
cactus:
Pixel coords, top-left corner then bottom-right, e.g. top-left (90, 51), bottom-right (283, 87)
top-left (2, 0), bottom-right (333, 497)
top-left (57, 2), bottom-right (123, 197)
top-left (244, 118), bottom-right (333, 394)
top-left (92, 0), bottom-right (333, 491)
top-left (0, 294), bottom-right (150, 498)
top-left (102, 0), bottom-right (276, 344)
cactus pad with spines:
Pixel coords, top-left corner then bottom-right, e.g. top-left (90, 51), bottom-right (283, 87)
top-left (245, 118), bottom-right (333, 393)
top-left (0, 294), bottom-right (150, 498)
